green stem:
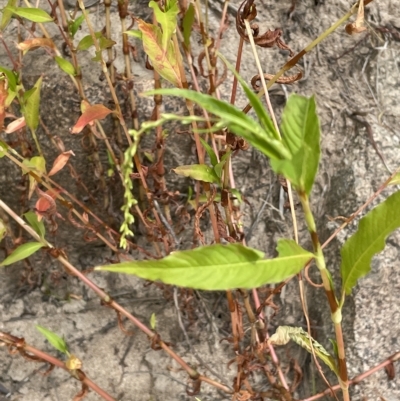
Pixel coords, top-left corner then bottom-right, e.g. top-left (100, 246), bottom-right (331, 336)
top-left (299, 193), bottom-right (349, 401)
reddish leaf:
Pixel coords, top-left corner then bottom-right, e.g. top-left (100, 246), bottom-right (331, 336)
top-left (71, 104), bottom-right (113, 134)
top-left (16, 38), bottom-right (55, 54)
top-left (48, 150), bottom-right (75, 176)
top-left (4, 116), bottom-right (26, 133)
top-left (35, 189), bottom-right (60, 221)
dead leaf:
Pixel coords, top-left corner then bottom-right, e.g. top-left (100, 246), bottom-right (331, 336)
top-left (16, 38), bottom-right (56, 54)
top-left (346, 0), bottom-right (367, 35)
top-left (35, 189), bottom-right (61, 221)
top-left (4, 116), bottom-right (26, 133)
top-left (71, 104), bottom-right (113, 134)
top-left (48, 150), bottom-right (75, 176)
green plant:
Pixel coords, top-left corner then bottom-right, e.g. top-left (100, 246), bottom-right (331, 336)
top-left (1, 0), bottom-right (398, 400)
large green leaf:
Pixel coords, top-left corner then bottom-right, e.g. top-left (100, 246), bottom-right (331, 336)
top-left (5, 6), bottom-right (53, 23)
top-left (0, 242), bottom-right (44, 267)
top-left (36, 325), bottom-right (68, 354)
top-left (24, 75), bottom-right (43, 131)
top-left (144, 88), bottom-right (291, 161)
top-left (271, 95), bottom-right (320, 195)
top-left (341, 190), bottom-right (400, 296)
top-left (149, 0), bottom-right (179, 51)
top-left (95, 239), bottom-right (312, 290)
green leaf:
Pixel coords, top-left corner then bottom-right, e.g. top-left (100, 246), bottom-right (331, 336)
top-left (388, 172), bottom-right (400, 186)
top-left (173, 164), bottom-right (219, 183)
top-left (230, 188), bottom-right (243, 204)
top-left (213, 151), bottom-right (230, 179)
top-left (0, 218), bottom-right (6, 241)
top-left (36, 325), bottom-right (68, 354)
top-left (54, 56), bottom-right (76, 76)
top-left (124, 29), bottom-right (142, 39)
top-left (95, 239), bottom-right (312, 290)
top-left (269, 326), bottom-right (338, 374)
top-left (340, 190), bottom-right (400, 296)
top-left (218, 53), bottom-right (279, 140)
top-left (22, 155), bottom-right (46, 198)
top-left (76, 32), bottom-right (102, 51)
top-left (271, 95), bottom-right (320, 195)
top-left (0, 242), bottom-right (44, 267)
top-left (5, 6), bottom-right (53, 23)
top-left (138, 20), bottom-right (182, 88)
top-left (182, 3), bottom-right (195, 49)
top-left (143, 88), bottom-right (291, 161)
top-left (24, 75), bottom-right (43, 131)
top-left (0, 140), bottom-right (8, 158)
top-left (199, 137), bottom-right (218, 167)
top-left (149, 0), bottom-right (179, 51)
top-left (150, 313), bottom-right (157, 330)
top-left (1, 0), bottom-right (18, 31)
top-left (0, 66), bottom-right (18, 92)
top-left (68, 14), bottom-right (84, 38)
top-left (24, 211), bottom-right (45, 239)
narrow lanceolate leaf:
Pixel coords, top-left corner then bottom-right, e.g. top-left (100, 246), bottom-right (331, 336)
top-left (54, 56), bottom-right (76, 76)
top-left (95, 239), bottom-right (312, 290)
top-left (137, 20), bottom-right (182, 88)
top-left (173, 164), bottom-right (219, 184)
top-left (341, 190), bottom-right (400, 296)
top-left (218, 53), bottom-right (279, 141)
top-left (1, 0), bottom-right (18, 31)
top-left (24, 211), bottom-right (45, 239)
top-left (269, 326), bottom-right (338, 374)
top-left (5, 6), bottom-right (53, 23)
top-left (36, 325), bottom-right (68, 354)
top-left (199, 137), bottom-right (218, 167)
top-left (271, 95), bottom-right (320, 195)
top-left (24, 75), bottom-right (43, 131)
top-left (182, 3), bottom-right (195, 49)
top-left (0, 242), bottom-right (44, 267)
top-left (143, 89), bottom-right (291, 161)
top-left (149, 0), bottom-right (179, 51)
top-left (48, 150), bottom-right (75, 176)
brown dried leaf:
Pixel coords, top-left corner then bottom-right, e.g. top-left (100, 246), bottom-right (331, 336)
top-left (346, 0), bottom-right (367, 35)
top-left (71, 104), bottom-right (113, 134)
top-left (48, 150), bottom-right (75, 176)
top-left (16, 38), bottom-right (56, 54)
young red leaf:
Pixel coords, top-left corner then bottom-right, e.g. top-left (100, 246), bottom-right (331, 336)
top-left (4, 116), bottom-right (26, 133)
top-left (71, 104), bottom-right (112, 134)
top-left (48, 150), bottom-right (75, 176)
top-left (16, 38), bottom-right (55, 54)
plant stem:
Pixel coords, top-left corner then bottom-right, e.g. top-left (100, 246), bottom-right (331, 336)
top-left (299, 193), bottom-right (349, 401)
